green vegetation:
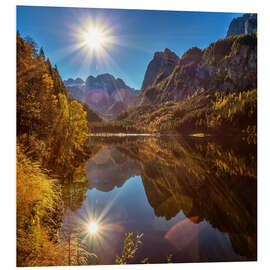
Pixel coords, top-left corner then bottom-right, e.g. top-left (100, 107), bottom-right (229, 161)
top-left (115, 233), bottom-right (144, 264)
top-left (118, 88), bottom-right (257, 139)
top-left (82, 102), bottom-right (103, 124)
top-left (202, 36), bottom-right (236, 65)
top-left (202, 32), bottom-right (257, 64)
top-left (17, 32), bottom-right (92, 174)
top-left (88, 134), bottom-right (256, 260)
top-left (88, 120), bottom-right (151, 134)
top-left (16, 33), bottom-right (93, 266)
top-left (139, 32), bottom-right (257, 106)
top-left (180, 46), bottom-right (203, 65)
top-left (115, 232), bottom-right (173, 264)
top-left (16, 33), bottom-right (149, 266)
top-left (17, 147), bottom-right (66, 266)
top-left (16, 27), bottom-right (257, 265)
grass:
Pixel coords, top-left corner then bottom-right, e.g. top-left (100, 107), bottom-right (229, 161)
top-left (17, 146), bottom-right (66, 266)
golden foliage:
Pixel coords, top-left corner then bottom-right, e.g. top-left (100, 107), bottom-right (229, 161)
top-left (115, 232), bottom-right (144, 264)
top-left (16, 146), bottom-right (66, 266)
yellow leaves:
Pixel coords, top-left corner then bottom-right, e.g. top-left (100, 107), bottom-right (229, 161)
top-left (50, 94), bottom-right (89, 167)
top-left (72, 166), bottom-right (87, 183)
top-left (69, 100), bottom-right (89, 149)
top-left (115, 233), bottom-right (144, 265)
top-left (17, 147), bottom-right (59, 216)
top-left (17, 146), bottom-right (64, 266)
top-left (42, 73), bottom-right (54, 91)
top-left (58, 93), bottom-right (69, 121)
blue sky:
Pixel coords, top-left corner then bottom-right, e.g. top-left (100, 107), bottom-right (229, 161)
top-left (17, 6), bottom-right (243, 89)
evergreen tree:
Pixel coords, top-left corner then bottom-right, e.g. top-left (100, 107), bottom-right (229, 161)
top-left (24, 35), bottom-right (38, 56)
top-left (39, 47), bottom-right (45, 59)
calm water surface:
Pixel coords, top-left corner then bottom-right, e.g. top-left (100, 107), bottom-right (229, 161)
top-left (62, 135), bottom-right (257, 264)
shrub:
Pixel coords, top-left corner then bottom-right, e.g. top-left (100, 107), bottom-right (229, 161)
top-left (17, 146), bottom-right (65, 266)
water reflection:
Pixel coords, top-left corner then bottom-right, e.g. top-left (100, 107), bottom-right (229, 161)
top-left (85, 146), bottom-right (140, 191)
top-left (62, 135), bottom-right (257, 263)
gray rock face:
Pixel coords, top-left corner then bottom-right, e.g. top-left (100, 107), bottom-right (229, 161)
top-left (64, 77), bottom-right (85, 87)
top-left (85, 73), bottom-right (130, 95)
top-left (64, 73), bottom-right (140, 119)
top-left (141, 33), bottom-right (257, 105)
top-left (227, 13), bottom-right (257, 37)
top-left (141, 48), bottom-right (179, 90)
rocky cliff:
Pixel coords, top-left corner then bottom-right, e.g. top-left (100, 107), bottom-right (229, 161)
top-left (226, 13), bottom-right (257, 37)
top-left (85, 73), bottom-right (131, 95)
top-left (141, 48), bottom-right (179, 90)
top-left (64, 77), bottom-right (84, 87)
top-left (141, 32), bottom-right (257, 105)
top-left (64, 73), bottom-right (140, 119)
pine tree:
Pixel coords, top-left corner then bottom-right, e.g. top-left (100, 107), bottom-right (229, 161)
top-left (39, 47), bottom-right (45, 59)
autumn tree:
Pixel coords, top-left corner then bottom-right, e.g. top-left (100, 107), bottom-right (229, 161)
top-left (17, 32), bottom-right (89, 172)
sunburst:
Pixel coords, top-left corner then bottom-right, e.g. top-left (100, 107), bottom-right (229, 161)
top-left (81, 26), bottom-right (108, 51)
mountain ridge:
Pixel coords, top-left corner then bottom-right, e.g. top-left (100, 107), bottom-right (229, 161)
top-left (139, 13), bottom-right (257, 105)
top-left (226, 13), bottom-right (257, 37)
top-left (139, 32), bottom-right (257, 106)
top-left (141, 48), bottom-right (179, 90)
top-left (64, 73), bottom-right (140, 119)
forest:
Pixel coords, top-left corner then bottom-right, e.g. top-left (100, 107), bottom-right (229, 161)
top-left (16, 27), bottom-right (257, 266)
top-left (17, 32), bottom-right (102, 266)
top-left (16, 32), bottom-right (151, 266)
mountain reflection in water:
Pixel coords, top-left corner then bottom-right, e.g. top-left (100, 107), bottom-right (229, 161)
top-left (63, 135), bottom-right (257, 264)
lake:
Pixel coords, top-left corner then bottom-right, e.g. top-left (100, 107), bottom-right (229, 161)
top-left (61, 135), bottom-right (257, 264)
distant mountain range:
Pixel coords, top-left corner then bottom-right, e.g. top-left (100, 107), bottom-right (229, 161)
top-left (115, 13), bottom-right (257, 137)
top-left (64, 74), bottom-right (140, 119)
top-left (138, 13), bottom-right (257, 105)
top-left (65, 13), bottom-right (257, 120)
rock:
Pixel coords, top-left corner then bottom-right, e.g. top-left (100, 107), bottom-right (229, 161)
top-left (64, 77), bottom-right (85, 87)
top-left (140, 33), bottom-right (257, 105)
top-left (85, 73), bottom-right (131, 95)
top-left (64, 73), bottom-right (141, 119)
top-left (141, 48), bottom-right (179, 90)
top-left (226, 13), bottom-right (257, 37)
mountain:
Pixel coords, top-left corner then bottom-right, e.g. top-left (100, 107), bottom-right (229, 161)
top-left (81, 102), bottom-right (103, 124)
top-left (139, 32), bottom-right (257, 105)
top-left (116, 15), bottom-right (257, 136)
top-left (86, 136), bottom-right (256, 259)
top-left (138, 14), bottom-right (257, 106)
top-left (85, 146), bottom-right (140, 192)
top-left (117, 30), bottom-right (257, 136)
top-left (85, 73), bottom-right (130, 95)
top-left (141, 48), bottom-right (179, 90)
top-left (64, 77), bottom-right (85, 87)
top-left (64, 73), bottom-right (140, 119)
top-left (226, 13), bottom-right (257, 37)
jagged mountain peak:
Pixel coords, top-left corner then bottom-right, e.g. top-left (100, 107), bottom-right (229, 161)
top-left (141, 48), bottom-right (179, 90)
top-left (140, 32), bottom-right (257, 105)
top-left (84, 73), bottom-right (131, 95)
top-left (64, 77), bottom-right (85, 87)
top-left (96, 73), bottom-right (115, 80)
top-left (226, 13), bottom-right (257, 37)
top-left (64, 73), bottom-right (140, 119)
top-left (153, 48), bottom-right (179, 61)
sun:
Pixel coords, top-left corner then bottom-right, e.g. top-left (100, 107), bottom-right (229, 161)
top-left (88, 222), bottom-right (99, 234)
top-left (72, 18), bottom-right (117, 68)
top-left (82, 27), bottom-right (107, 51)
